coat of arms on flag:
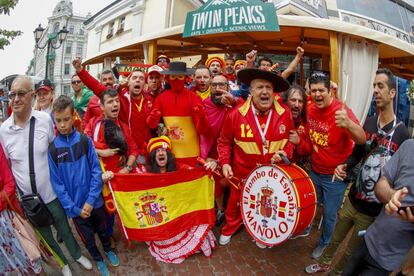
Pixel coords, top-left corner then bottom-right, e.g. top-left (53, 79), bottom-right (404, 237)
top-left (109, 168), bottom-right (215, 241)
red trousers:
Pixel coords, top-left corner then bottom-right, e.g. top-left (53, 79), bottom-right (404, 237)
top-left (221, 187), bottom-right (242, 236)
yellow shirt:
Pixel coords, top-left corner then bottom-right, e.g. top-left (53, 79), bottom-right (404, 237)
top-left (196, 87), bottom-right (211, 101)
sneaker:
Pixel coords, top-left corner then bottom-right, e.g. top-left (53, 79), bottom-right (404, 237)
top-left (305, 263), bottom-right (330, 274)
top-left (215, 210), bottom-right (225, 226)
top-left (219, 234), bottom-right (232, 246)
top-left (312, 245), bottom-right (327, 260)
top-left (62, 264), bottom-right (72, 276)
top-left (76, 255), bottom-right (92, 270)
top-left (255, 241), bottom-right (266, 249)
top-left (105, 250), bottom-right (120, 267)
top-left (96, 261), bottom-right (110, 276)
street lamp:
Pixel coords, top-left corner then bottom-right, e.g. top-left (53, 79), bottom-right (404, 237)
top-left (33, 23), bottom-right (69, 79)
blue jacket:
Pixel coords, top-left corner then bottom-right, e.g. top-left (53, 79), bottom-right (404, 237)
top-left (48, 129), bottom-right (103, 218)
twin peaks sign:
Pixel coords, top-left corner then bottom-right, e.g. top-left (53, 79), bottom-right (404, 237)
top-left (183, 0), bottom-right (279, 38)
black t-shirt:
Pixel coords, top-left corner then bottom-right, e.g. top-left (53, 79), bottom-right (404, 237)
top-left (347, 115), bottom-right (409, 217)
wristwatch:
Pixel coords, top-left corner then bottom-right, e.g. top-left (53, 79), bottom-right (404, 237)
top-left (124, 164), bottom-right (133, 172)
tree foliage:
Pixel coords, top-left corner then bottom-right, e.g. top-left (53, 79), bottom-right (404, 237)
top-left (0, 0), bottom-right (22, 50)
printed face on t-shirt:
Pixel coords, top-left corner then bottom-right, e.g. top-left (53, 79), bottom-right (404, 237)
top-left (310, 82), bottom-right (333, 109)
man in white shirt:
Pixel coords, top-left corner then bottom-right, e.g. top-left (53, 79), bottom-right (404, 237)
top-left (0, 76), bottom-right (91, 276)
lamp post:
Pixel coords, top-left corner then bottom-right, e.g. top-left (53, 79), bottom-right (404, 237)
top-left (33, 24), bottom-right (69, 79)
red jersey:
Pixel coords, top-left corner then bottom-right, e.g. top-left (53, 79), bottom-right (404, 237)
top-left (81, 95), bottom-right (103, 130)
top-left (78, 69), bottom-right (152, 155)
top-left (85, 117), bottom-right (138, 172)
top-left (298, 98), bottom-right (360, 174)
top-left (218, 98), bottom-right (295, 179)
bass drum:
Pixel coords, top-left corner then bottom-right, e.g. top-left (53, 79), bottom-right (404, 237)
top-left (240, 164), bottom-right (317, 247)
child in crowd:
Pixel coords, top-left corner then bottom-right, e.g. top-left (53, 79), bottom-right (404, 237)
top-left (48, 95), bottom-right (120, 276)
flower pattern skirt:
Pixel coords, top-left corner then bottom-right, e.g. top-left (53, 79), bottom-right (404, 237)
top-left (0, 209), bottom-right (42, 275)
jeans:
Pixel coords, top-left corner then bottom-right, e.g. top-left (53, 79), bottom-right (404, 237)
top-left (309, 170), bottom-right (347, 247)
top-left (73, 206), bottom-right (112, 261)
top-left (342, 239), bottom-right (392, 276)
top-left (37, 199), bottom-right (82, 265)
top-left (320, 198), bottom-right (375, 273)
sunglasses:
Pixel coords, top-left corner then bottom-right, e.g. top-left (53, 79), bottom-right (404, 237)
top-left (310, 70), bottom-right (330, 79)
top-left (158, 58), bottom-right (168, 63)
top-left (71, 80), bottom-right (82, 84)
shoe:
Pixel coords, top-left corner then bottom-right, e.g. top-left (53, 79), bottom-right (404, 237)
top-left (215, 209), bottom-right (225, 226)
top-left (76, 255), bottom-right (92, 270)
top-left (255, 241), bottom-right (266, 249)
top-left (312, 245), bottom-right (327, 260)
top-left (219, 234), bottom-right (232, 246)
top-left (105, 250), bottom-right (120, 267)
top-left (96, 261), bottom-right (110, 276)
top-left (305, 263), bottom-right (330, 274)
top-left (290, 229), bottom-right (311, 240)
top-left (62, 264), bottom-right (72, 276)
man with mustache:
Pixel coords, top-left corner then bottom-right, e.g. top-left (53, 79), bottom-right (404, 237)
top-left (305, 68), bottom-right (409, 274)
top-left (200, 74), bottom-right (241, 226)
top-left (73, 58), bottom-right (152, 162)
top-left (283, 84), bottom-right (307, 165)
top-left (217, 68), bottom-right (294, 247)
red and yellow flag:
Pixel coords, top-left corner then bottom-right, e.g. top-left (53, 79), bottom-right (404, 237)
top-left (110, 168), bottom-right (215, 241)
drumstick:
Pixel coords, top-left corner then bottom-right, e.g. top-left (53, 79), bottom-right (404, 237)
top-left (197, 157), bottom-right (241, 190)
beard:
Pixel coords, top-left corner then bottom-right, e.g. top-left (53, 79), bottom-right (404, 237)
top-left (211, 94), bottom-right (224, 106)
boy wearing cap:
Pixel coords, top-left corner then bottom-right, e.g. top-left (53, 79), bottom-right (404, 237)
top-left (49, 95), bottom-right (120, 276)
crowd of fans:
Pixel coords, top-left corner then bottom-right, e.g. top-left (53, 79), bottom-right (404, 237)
top-left (0, 47), bottom-right (413, 276)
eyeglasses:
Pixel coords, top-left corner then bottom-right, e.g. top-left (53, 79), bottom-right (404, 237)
top-left (169, 75), bottom-right (185, 80)
top-left (71, 80), bottom-right (82, 84)
top-left (158, 58), bottom-right (167, 63)
top-left (211, 82), bottom-right (228, 88)
top-left (8, 89), bottom-right (32, 100)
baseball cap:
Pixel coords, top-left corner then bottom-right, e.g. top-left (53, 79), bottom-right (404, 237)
top-left (35, 79), bottom-right (53, 92)
top-left (147, 65), bottom-right (163, 75)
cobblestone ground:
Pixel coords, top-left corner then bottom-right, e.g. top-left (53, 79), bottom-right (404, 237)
top-left (42, 211), bottom-right (349, 276)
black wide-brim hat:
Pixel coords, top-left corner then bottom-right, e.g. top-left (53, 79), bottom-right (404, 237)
top-left (161, 61), bottom-right (194, 76)
top-left (237, 68), bottom-right (290, 92)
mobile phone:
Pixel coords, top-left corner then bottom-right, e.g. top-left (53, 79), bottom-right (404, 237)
top-left (397, 206), bottom-right (414, 213)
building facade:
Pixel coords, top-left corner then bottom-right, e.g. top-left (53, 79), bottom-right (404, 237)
top-left (26, 0), bottom-right (89, 97)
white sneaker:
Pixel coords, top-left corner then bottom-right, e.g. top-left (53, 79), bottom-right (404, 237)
top-left (76, 255), bottom-right (93, 270)
top-left (255, 241), bottom-right (267, 249)
top-left (62, 264), bottom-right (72, 276)
top-left (219, 234), bottom-right (232, 246)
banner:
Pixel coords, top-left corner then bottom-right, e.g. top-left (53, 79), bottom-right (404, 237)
top-left (110, 168), bottom-right (215, 241)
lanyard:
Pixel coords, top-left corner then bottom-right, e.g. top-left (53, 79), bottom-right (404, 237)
top-left (252, 104), bottom-right (272, 155)
top-left (377, 115), bottom-right (396, 152)
top-left (134, 96), bottom-right (144, 112)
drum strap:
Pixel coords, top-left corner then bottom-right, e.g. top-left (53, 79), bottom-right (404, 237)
top-left (252, 104), bottom-right (272, 155)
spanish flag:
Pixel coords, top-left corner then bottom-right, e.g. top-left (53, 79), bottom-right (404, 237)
top-left (110, 168), bottom-right (215, 241)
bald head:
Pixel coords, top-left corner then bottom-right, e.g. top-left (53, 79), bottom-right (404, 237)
top-left (10, 75), bottom-right (34, 117)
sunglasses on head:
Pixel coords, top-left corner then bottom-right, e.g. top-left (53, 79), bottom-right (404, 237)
top-left (310, 70), bottom-right (330, 80)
